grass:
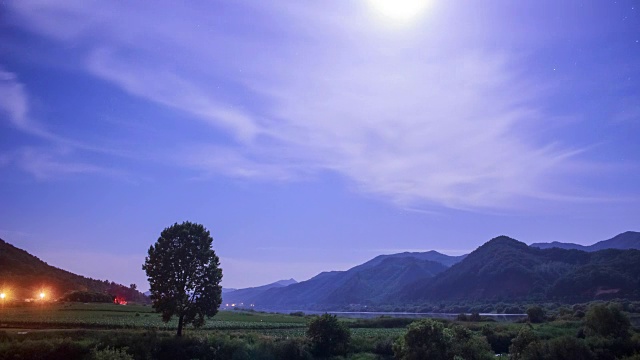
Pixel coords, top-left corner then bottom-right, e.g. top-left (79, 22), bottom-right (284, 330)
top-left (0, 303), bottom-right (596, 345)
top-left (0, 302), bottom-right (409, 352)
top-left (1, 303), bottom-right (637, 359)
top-left (0, 303), bottom-right (310, 331)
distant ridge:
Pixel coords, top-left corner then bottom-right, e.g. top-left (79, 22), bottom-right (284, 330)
top-left (530, 231), bottom-right (640, 251)
top-left (243, 250), bottom-right (461, 309)
top-left (222, 278), bottom-right (298, 305)
top-left (236, 231), bottom-right (640, 310)
top-left (275, 278), bottom-right (297, 286)
top-left (0, 237), bottom-right (147, 302)
top-left (400, 234), bottom-right (640, 303)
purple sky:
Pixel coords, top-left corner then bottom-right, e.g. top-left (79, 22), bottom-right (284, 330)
top-left (1, 1), bottom-right (638, 290)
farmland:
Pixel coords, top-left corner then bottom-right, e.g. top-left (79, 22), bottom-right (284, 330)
top-left (0, 303), bottom-right (308, 331)
top-left (0, 302), bottom-right (408, 359)
top-left (0, 302), bottom-right (639, 359)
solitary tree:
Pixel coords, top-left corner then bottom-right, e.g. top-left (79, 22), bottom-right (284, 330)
top-left (142, 221), bottom-right (223, 336)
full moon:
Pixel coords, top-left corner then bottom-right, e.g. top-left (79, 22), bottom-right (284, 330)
top-left (369, 0), bottom-right (432, 22)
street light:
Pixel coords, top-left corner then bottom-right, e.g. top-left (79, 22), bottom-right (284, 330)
top-left (39, 292), bottom-right (45, 300)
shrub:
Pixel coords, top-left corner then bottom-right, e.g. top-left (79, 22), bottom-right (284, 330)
top-left (509, 327), bottom-right (540, 360)
top-left (0, 338), bottom-right (90, 360)
top-left (272, 338), bottom-right (312, 360)
top-left (584, 303), bottom-right (630, 339)
top-left (393, 319), bottom-right (492, 360)
top-left (92, 347), bottom-right (134, 360)
top-left (306, 314), bottom-right (351, 357)
top-left (545, 336), bottom-right (595, 360)
top-left (481, 325), bottom-right (515, 355)
top-left (526, 306), bottom-right (545, 323)
top-left (373, 337), bottom-right (394, 356)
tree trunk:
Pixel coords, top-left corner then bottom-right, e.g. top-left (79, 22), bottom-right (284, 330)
top-left (177, 314), bottom-right (184, 337)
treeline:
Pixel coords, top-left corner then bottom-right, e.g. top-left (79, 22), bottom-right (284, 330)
top-left (331, 298), bottom-right (640, 316)
top-left (59, 291), bottom-right (114, 303)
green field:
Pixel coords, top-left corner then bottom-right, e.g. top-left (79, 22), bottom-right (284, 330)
top-left (0, 303), bottom-right (311, 332)
top-left (0, 302), bottom-right (638, 359)
top-left (0, 303), bottom-right (407, 359)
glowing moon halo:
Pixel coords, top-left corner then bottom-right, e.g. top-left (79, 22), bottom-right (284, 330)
top-left (369, 0), bottom-right (431, 22)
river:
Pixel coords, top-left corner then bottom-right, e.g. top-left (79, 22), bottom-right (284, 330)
top-left (268, 309), bottom-right (527, 322)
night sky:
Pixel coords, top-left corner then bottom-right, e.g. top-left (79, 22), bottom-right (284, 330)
top-left (1, 1), bottom-right (639, 290)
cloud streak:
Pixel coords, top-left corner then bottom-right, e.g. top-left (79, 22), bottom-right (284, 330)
top-left (7, 1), bottom-right (601, 209)
top-left (0, 66), bottom-right (128, 179)
top-left (0, 67), bottom-right (52, 139)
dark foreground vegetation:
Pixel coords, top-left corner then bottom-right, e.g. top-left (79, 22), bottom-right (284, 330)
top-left (0, 301), bottom-right (639, 359)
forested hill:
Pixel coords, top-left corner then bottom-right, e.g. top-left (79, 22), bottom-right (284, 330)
top-left (0, 238), bottom-right (147, 302)
top-left (246, 251), bottom-right (455, 309)
top-left (530, 231), bottom-right (640, 251)
top-left (240, 234), bottom-right (640, 310)
top-left (399, 235), bottom-right (640, 303)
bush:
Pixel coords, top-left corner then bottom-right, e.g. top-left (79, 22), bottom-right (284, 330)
top-left (393, 319), bottom-right (492, 360)
top-left (373, 337), bottom-right (394, 356)
top-left (60, 291), bottom-right (114, 303)
top-left (509, 327), bottom-right (539, 360)
top-left (584, 303), bottom-right (630, 339)
top-left (306, 314), bottom-right (351, 357)
top-left (0, 338), bottom-right (90, 360)
top-left (272, 338), bottom-right (312, 360)
top-left (545, 336), bottom-right (595, 360)
top-left (481, 325), bottom-right (516, 354)
top-left (526, 306), bottom-right (545, 323)
top-left (92, 347), bottom-right (134, 360)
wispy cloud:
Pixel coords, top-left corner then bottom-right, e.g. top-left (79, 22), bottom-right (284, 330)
top-left (16, 147), bottom-right (113, 180)
top-left (0, 67), bottom-right (125, 180)
top-left (6, 1), bottom-right (606, 209)
top-left (87, 48), bottom-right (262, 143)
top-left (0, 67), bottom-right (53, 139)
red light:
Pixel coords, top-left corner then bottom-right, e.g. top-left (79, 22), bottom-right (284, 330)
top-left (113, 296), bottom-right (127, 305)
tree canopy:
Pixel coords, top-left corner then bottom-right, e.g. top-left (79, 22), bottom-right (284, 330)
top-left (142, 221), bottom-right (223, 336)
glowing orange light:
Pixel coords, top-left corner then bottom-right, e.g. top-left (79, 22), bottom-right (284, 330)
top-left (0, 293), bottom-right (5, 299)
top-left (113, 296), bottom-right (127, 305)
top-left (40, 292), bottom-right (45, 299)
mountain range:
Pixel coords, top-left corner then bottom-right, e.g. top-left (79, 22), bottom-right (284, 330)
top-left (230, 231), bottom-right (640, 310)
top-left (400, 235), bottom-right (640, 303)
top-left (223, 279), bottom-right (297, 305)
top-left (222, 251), bottom-right (467, 308)
top-left (0, 237), bottom-right (147, 302)
top-left (2, 231), bottom-right (638, 309)
top-left (530, 231), bottom-right (640, 251)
